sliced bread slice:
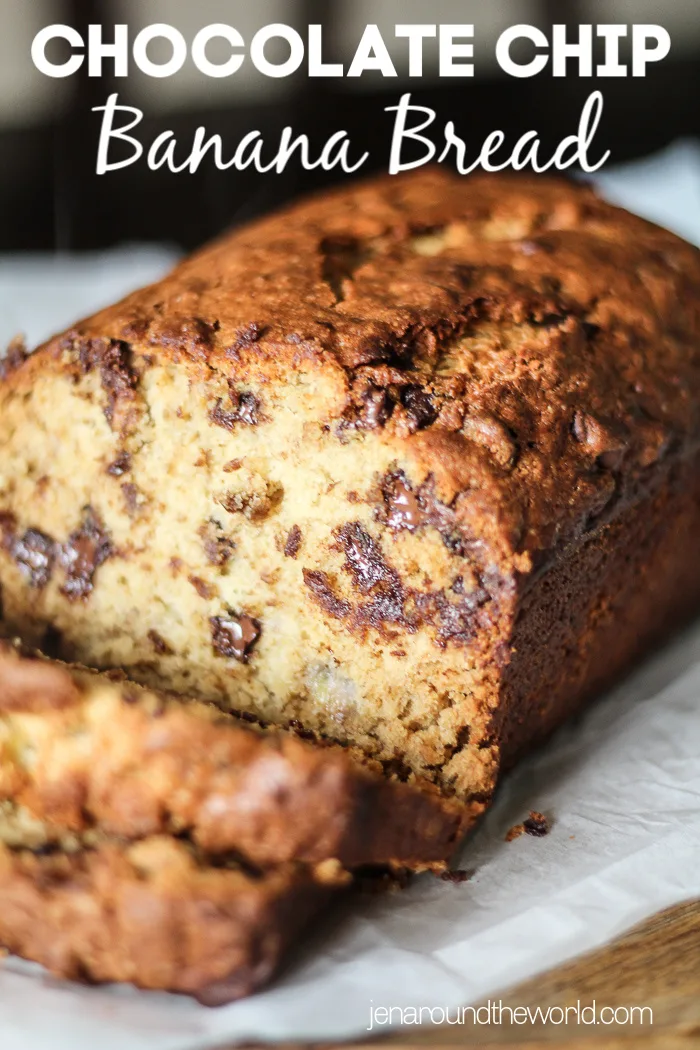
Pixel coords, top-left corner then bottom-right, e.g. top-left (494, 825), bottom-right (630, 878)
top-left (0, 637), bottom-right (465, 869)
top-left (0, 833), bottom-right (340, 1004)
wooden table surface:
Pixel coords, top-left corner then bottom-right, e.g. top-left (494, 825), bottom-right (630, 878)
top-left (338, 898), bottom-right (700, 1049)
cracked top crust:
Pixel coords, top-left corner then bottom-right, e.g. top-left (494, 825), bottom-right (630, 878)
top-left (5, 169), bottom-right (700, 565)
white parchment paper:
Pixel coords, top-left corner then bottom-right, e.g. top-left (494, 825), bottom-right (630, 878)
top-left (0, 143), bottom-right (699, 1050)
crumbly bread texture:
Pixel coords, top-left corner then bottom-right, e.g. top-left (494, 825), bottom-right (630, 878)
top-left (0, 834), bottom-right (337, 1004)
top-left (0, 637), bottom-right (462, 868)
top-left (2, 170), bottom-right (700, 819)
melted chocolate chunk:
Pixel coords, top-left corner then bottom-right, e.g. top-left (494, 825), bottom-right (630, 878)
top-left (12, 529), bottom-right (56, 589)
top-left (59, 507), bottom-right (114, 602)
top-left (77, 338), bottom-right (138, 427)
top-left (302, 569), bottom-right (351, 619)
top-left (226, 321), bottom-right (266, 357)
top-left (336, 523), bottom-right (408, 631)
top-left (401, 386), bottom-right (437, 431)
top-left (379, 472), bottom-right (472, 557)
top-left (382, 472), bottom-right (423, 531)
top-left (236, 392), bottom-right (260, 425)
top-left (107, 452), bottom-right (131, 477)
top-left (210, 612), bottom-right (261, 662)
top-left (210, 383), bottom-right (261, 430)
top-left (337, 522), bottom-right (398, 596)
top-left (345, 385), bottom-right (393, 431)
top-left (284, 525), bottom-right (303, 559)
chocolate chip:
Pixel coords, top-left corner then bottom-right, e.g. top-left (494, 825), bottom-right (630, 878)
top-left (236, 393), bottom-right (259, 426)
top-left (77, 338), bottom-right (138, 427)
top-left (59, 507), bottom-right (114, 602)
top-left (210, 613), bottom-right (261, 662)
top-left (226, 321), bottom-right (266, 357)
top-left (107, 452), bottom-right (131, 477)
top-left (382, 472), bottom-right (423, 531)
top-left (336, 523), bottom-right (408, 631)
top-left (302, 569), bottom-right (351, 619)
top-left (9, 529), bottom-right (55, 589)
top-left (401, 386), bottom-right (437, 431)
top-left (199, 520), bottom-right (235, 567)
top-left (523, 811), bottom-right (551, 837)
top-left (359, 386), bottom-right (392, 430)
top-left (284, 525), bottom-right (302, 559)
top-left (147, 629), bottom-right (174, 656)
top-left (337, 522), bottom-right (398, 595)
top-left (210, 384), bottom-right (261, 430)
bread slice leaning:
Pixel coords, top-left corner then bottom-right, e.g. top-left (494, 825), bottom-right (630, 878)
top-left (0, 637), bottom-right (465, 870)
top-left (0, 834), bottom-right (339, 1004)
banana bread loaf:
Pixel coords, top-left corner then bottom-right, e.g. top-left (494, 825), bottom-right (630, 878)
top-left (0, 636), bottom-right (462, 868)
top-left (1, 170), bottom-right (700, 822)
top-left (0, 834), bottom-right (339, 1004)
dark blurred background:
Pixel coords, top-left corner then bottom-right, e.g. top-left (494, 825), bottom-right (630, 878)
top-left (1, 0), bottom-right (698, 252)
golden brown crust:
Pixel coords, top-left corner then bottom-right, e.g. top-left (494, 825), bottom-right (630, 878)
top-left (6, 170), bottom-right (700, 559)
top-left (0, 638), bottom-right (463, 868)
top-left (0, 835), bottom-right (335, 1004)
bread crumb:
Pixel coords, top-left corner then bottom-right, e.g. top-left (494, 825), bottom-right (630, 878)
top-left (524, 811), bottom-right (551, 837)
top-left (506, 811), bottom-right (552, 842)
top-left (439, 868), bottom-right (473, 884)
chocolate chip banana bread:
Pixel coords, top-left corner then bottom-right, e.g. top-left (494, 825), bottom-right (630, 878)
top-left (2, 170), bottom-right (700, 822)
top-left (0, 834), bottom-right (339, 1004)
top-left (0, 636), bottom-right (462, 868)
